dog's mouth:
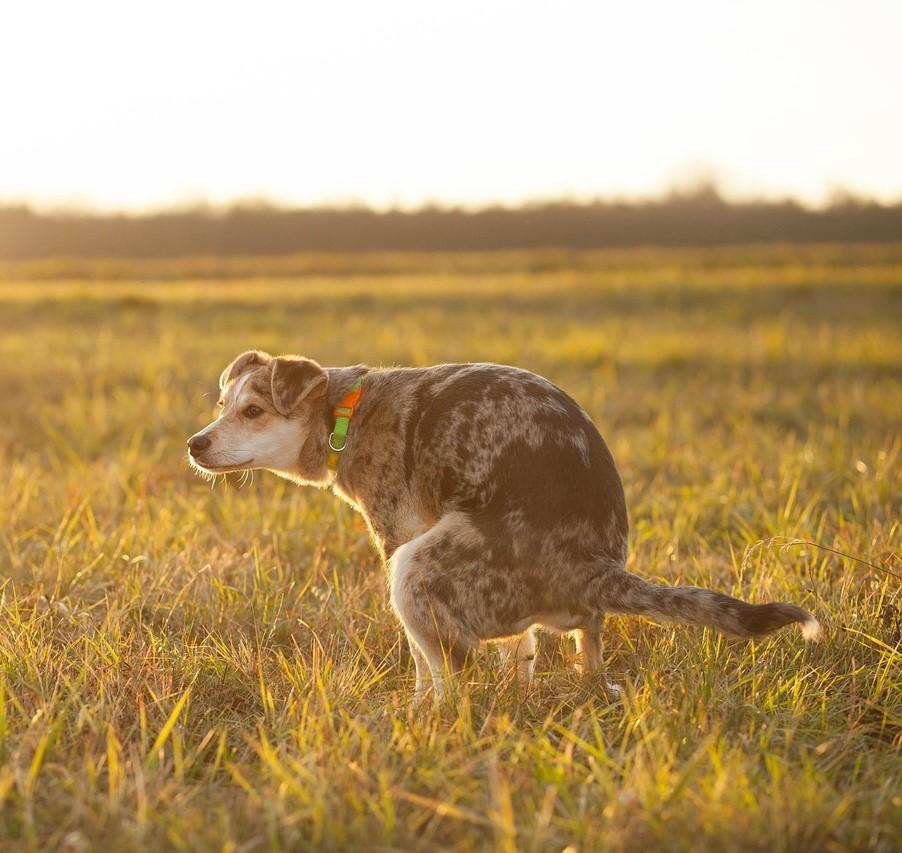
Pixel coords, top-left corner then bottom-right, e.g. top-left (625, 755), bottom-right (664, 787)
top-left (189, 455), bottom-right (254, 474)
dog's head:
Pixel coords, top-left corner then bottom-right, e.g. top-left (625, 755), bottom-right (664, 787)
top-left (187, 350), bottom-right (328, 478)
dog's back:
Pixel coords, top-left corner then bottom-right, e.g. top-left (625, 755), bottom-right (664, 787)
top-left (355, 362), bottom-right (627, 556)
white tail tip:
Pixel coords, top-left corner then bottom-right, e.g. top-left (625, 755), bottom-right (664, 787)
top-left (800, 617), bottom-right (821, 641)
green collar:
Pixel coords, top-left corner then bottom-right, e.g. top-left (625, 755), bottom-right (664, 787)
top-left (327, 378), bottom-right (363, 472)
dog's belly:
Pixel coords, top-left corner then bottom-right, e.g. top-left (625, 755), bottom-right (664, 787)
top-left (487, 611), bottom-right (587, 639)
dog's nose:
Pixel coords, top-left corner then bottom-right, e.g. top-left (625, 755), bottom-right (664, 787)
top-left (187, 434), bottom-right (211, 456)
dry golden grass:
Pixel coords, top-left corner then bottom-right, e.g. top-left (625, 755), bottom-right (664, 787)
top-left (0, 246), bottom-right (899, 850)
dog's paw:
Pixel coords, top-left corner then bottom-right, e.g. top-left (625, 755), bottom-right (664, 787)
top-left (605, 681), bottom-right (624, 701)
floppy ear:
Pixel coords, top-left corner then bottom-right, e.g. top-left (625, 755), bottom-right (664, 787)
top-left (270, 356), bottom-right (328, 415)
top-left (219, 350), bottom-right (271, 390)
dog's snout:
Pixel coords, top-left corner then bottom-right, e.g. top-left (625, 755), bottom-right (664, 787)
top-left (187, 434), bottom-right (212, 456)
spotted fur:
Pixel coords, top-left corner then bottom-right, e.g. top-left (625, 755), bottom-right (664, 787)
top-left (189, 354), bottom-right (820, 699)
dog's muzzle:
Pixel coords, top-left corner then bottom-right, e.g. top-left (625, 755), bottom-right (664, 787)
top-left (187, 434), bottom-right (211, 457)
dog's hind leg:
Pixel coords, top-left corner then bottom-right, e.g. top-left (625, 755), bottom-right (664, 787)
top-left (574, 627), bottom-right (602, 673)
top-left (405, 632), bottom-right (432, 699)
top-left (389, 517), bottom-right (480, 700)
top-left (574, 622), bottom-right (622, 698)
top-left (498, 627), bottom-right (536, 688)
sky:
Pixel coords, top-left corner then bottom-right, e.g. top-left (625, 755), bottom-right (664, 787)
top-left (1, 0), bottom-right (901, 212)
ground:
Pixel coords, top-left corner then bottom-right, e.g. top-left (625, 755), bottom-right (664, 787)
top-left (0, 245), bottom-right (899, 851)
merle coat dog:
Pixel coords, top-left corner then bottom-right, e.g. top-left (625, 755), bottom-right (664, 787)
top-left (188, 351), bottom-right (819, 697)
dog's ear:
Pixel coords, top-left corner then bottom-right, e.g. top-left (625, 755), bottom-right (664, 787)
top-left (270, 356), bottom-right (328, 415)
top-left (219, 350), bottom-right (271, 390)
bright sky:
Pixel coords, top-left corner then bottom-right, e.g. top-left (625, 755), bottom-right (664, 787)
top-left (2, 0), bottom-right (901, 211)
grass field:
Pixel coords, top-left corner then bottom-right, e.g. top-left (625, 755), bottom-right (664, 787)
top-left (0, 245), bottom-right (899, 851)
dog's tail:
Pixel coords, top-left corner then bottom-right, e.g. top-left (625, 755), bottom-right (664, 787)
top-left (593, 569), bottom-right (820, 640)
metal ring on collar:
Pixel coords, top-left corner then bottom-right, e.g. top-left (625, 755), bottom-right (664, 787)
top-left (328, 433), bottom-right (345, 452)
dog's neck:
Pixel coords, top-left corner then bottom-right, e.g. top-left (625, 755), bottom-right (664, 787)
top-left (295, 365), bottom-right (370, 484)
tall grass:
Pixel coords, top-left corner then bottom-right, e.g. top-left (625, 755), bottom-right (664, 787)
top-left (0, 246), bottom-right (899, 850)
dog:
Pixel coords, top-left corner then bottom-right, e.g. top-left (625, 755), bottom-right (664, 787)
top-left (188, 351), bottom-right (820, 698)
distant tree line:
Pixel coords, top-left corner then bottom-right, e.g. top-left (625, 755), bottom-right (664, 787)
top-left (1, 188), bottom-right (900, 259)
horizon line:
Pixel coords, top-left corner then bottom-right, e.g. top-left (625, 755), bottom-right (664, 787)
top-left (3, 181), bottom-right (901, 219)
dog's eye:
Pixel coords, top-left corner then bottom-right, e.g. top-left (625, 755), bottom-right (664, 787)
top-left (243, 405), bottom-right (264, 419)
